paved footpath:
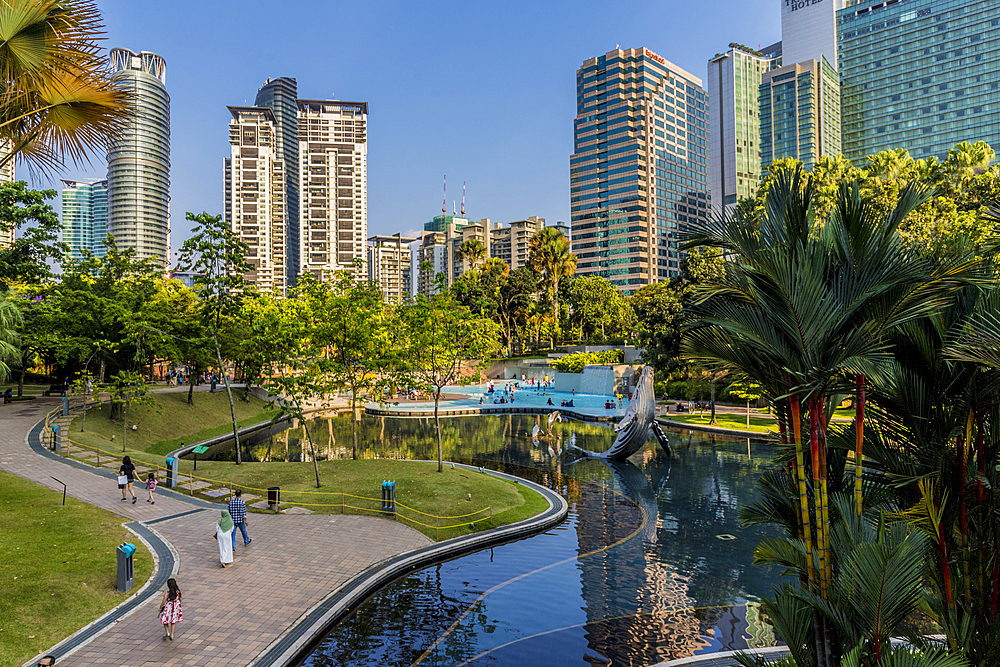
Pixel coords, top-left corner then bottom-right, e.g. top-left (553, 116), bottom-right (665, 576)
top-left (1, 398), bottom-right (430, 667)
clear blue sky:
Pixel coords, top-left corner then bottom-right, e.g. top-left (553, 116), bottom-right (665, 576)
top-left (36, 0), bottom-right (780, 259)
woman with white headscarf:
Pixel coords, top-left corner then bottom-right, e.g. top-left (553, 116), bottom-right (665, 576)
top-left (213, 509), bottom-right (235, 567)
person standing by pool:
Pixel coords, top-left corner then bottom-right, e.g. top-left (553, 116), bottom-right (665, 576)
top-left (118, 456), bottom-right (137, 503)
top-left (214, 510), bottom-right (235, 567)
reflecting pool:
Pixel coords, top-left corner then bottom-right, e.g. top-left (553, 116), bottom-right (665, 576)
top-left (274, 414), bottom-right (785, 667)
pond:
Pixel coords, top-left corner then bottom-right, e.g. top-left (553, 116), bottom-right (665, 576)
top-left (252, 413), bottom-right (785, 666)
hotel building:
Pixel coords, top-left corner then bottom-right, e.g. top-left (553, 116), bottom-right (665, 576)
top-left (708, 42), bottom-right (782, 213)
top-left (224, 106), bottom-right (286, 294)
top-left (61, 179), bottom-right (109, 261)
top-left (837, 0), bottom-right (1000, 162)
top-left (106, 49), bottom-right (170, 268)
top-left (297, 99), bottom-right (368, 281)
top-left (570, 47), bottom-right (710, 293)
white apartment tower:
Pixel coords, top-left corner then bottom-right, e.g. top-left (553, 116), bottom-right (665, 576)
top-left (297, 99), bottom-right (368, 281)
top-left (367, 234), bottom-right (416, 302)
top-left (0, 143), bottom-right (13, 247)
top-left (224, 106), bottom-right (286, 294)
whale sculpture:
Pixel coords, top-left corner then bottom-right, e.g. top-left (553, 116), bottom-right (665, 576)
top-left (574, 366), bottom-right (660, 461)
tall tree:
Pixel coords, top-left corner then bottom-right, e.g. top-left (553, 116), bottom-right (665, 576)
top-left (399, 293), bottom-right (500, 471)
top-left (528, 226), bottom-right (576, 348)
top-left (0, 181), bottom-right (66, 288)
top-left (175, 211), bottom-right (251, 463)
top-left (455, 238), bottom-right (487, 269)
top-left (0, 290), bottom-right (22, 382)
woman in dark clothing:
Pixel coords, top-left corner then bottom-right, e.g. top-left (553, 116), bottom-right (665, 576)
top-left (119, 456), bottom-right (137, 503)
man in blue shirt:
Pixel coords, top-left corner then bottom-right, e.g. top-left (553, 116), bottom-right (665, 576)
top-left (228, 490), bottom-right (252, 549)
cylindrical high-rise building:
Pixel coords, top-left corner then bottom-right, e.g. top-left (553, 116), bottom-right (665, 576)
top-left (107, 49), bottom-right (170, 267)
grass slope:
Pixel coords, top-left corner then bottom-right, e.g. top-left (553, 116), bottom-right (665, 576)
top-left (664, 412), bottom-right (777, 434)
top-left (0, 470), bottom-right (153, 667)
top-left (184, 458), bottom-right (547, 541)
top-left (68, 391), bottom-right (279, 460)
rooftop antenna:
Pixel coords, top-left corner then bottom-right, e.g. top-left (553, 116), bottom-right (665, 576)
top-left (442, 174), bottom-right (446, 215)
top-left (461, 181), bottom-right (466, 217)
top-left (453, 200), bottom-right (456, 215)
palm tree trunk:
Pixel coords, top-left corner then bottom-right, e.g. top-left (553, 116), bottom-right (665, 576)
top-left (809, 398), bottom-right (828, 600)
top-left (790, 394), bottom-right (817, 589)
top-left (854, 374), bottom-right (865, 518)
top-left (17, 358), bottom-right (26, 397)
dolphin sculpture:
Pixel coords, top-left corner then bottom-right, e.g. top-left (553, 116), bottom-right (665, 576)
top-left (573, 366), bottom-right (658, 461)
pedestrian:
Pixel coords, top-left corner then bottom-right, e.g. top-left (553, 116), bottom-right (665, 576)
top-left (214, 509), bottom-right (235, 567)
top-left (146, 472), bottom-right (158, 504)
top-left (157, 578), bottom-right (182, 640)
top-left (119, 456), bottom-right (137, 503)
top-left (37, 656), bottom-right (55, 666)
top-left (228, 489), bottom-right (252, 550)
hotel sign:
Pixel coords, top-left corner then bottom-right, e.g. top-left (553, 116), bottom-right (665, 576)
top-left (643, 49), bottom-right (666, 65)
top-left (785, 0), bottom-right (822, 10)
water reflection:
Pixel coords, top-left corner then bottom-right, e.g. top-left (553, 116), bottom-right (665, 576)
top-left (290, 414), bottom-right (782, 667)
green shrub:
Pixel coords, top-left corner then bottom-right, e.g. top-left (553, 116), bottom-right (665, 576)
top-left (551, 349), bottom-right (624, 373)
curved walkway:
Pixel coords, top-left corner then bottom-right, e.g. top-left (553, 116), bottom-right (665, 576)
top-left (1, 399), bottom-right (431, 667)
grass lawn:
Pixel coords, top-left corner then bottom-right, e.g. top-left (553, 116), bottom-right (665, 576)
top-left (664, 412), bottom-right (778, 434)
top-left (0, 470), bottom-right (152, 667)
top-left (183, 458), bottom-right (548, 541)
top-left (66, 391), bottom-right (279, 464)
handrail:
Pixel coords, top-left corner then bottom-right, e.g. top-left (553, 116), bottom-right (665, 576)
top-left (49, 409), bottom-right (493, 533)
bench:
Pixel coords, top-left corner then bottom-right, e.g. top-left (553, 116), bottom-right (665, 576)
top-left (43, 384), bottom-right (68, 397)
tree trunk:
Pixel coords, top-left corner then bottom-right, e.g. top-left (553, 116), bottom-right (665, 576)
top-left (17, 357), bottom-right (26, 397)
top-left (746, 399), bottom-right (750, 427)
top-left (187, 367), bottom-right (196, 406)
top-left (351, 397), bottom-right (359, 460)
top-left (435, 388), bottom-right (443, 473)
top-left (213, 333), bottom-right (242, 465)
top-left (791, 394), bottom-right (817, 589)
top-left (709, 380), bottom-right (716, 425)
top-left (302, 417), bottom-right (321, 488)
top-left (855, 374), bottom-right (865, 519)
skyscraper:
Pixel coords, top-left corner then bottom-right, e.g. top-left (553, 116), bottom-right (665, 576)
top-left (106, 49), bottom-right (170, 268)
top-left (367, 234), bottom-right (416, 302)
top-left (224, 107), bottom-right (286, 294)
top-left (570, 47), bottom-right (710, 293)
top-left (61, 179), bottom-right (109, 261)
top-left (708, 42), bottom-right (782, 214)
top-left (759, 57), bottom-right (841, 169)
top-left (254, 77), bottom-right (300, 285)
top-left (0, 143), bottom-right (14, 248)
top-left (781, 0), bottom-right (847, 68)
top-left (297, 99), bottom-right (368, 281)
top-left (837, 0), bottom-right (1000, 163)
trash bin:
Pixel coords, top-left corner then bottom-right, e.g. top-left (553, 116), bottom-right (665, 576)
top-left (117, 542), bottom-right (135, 593)
top-left (51, 425), bottom-right (61, 451)
top-left (165, 457), bottom-right (178, 488)
top-left (381, 480), bottom-right (396, 517)
top-left (267, 486), bottom-right (280, 511)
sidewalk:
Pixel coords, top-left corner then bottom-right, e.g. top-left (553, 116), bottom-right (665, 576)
top-left (1, 398), bottom-right (430, 667)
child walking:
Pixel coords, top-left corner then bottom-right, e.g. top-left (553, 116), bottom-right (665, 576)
top-left (146, 472), bottom-right (158, 504)
top-left (158, 578), bottom-right (182, 640)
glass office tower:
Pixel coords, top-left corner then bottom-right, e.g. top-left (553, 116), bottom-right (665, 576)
top-left (759, 57), bottom-right (841, 169)
top-left (61, 179), bottom-right (109, 261)
top-left (571, 47), bottom-right (710, 293)
top-left (107, 49), bottom-right (170, 268)
top-left (708, 42), bottom-right (782, 214)
top-left (838, 0), bottom-right (1000, 162)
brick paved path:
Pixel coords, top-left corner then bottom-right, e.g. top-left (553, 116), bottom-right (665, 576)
top-left (1, 398), bottom-right (430, 667)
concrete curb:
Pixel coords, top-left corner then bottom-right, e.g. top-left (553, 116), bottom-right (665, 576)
top-left (651, 645), bottom-right (790, 666)
top-left (247, 461), bottom-right (569, 667)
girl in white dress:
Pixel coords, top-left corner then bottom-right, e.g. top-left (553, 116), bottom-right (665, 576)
top-left (214, 509), bottom-right (235, 567)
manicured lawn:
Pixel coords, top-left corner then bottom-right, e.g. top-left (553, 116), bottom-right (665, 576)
top-left (183, 458), bottom-right (548, 541)
top-left (664, 412), bottom-right (777, 434)
top-left (66, 391), bottom-right (279, 463)
top-left (0, 470), bottom-right (152, 667)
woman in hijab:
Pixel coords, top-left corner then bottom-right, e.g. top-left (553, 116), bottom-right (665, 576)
top-left (213, 509), bottom-right (235, 567)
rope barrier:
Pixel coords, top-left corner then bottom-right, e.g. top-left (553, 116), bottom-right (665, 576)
top-left (50, 411), bottom-right (493, 530)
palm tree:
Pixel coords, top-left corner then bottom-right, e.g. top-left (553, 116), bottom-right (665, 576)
top-left (528, 227), bottom-right (576, 348)
top-left (0, 293), bottom-right (22, 382)
top-left (944, 141), bottom-right (995, 192)
top-left (0, 0), bottom-right (132, 175)
top-left (455, 238), bottom-right (486, 269)
top-left (683, 165), bottom-right (978, 666)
